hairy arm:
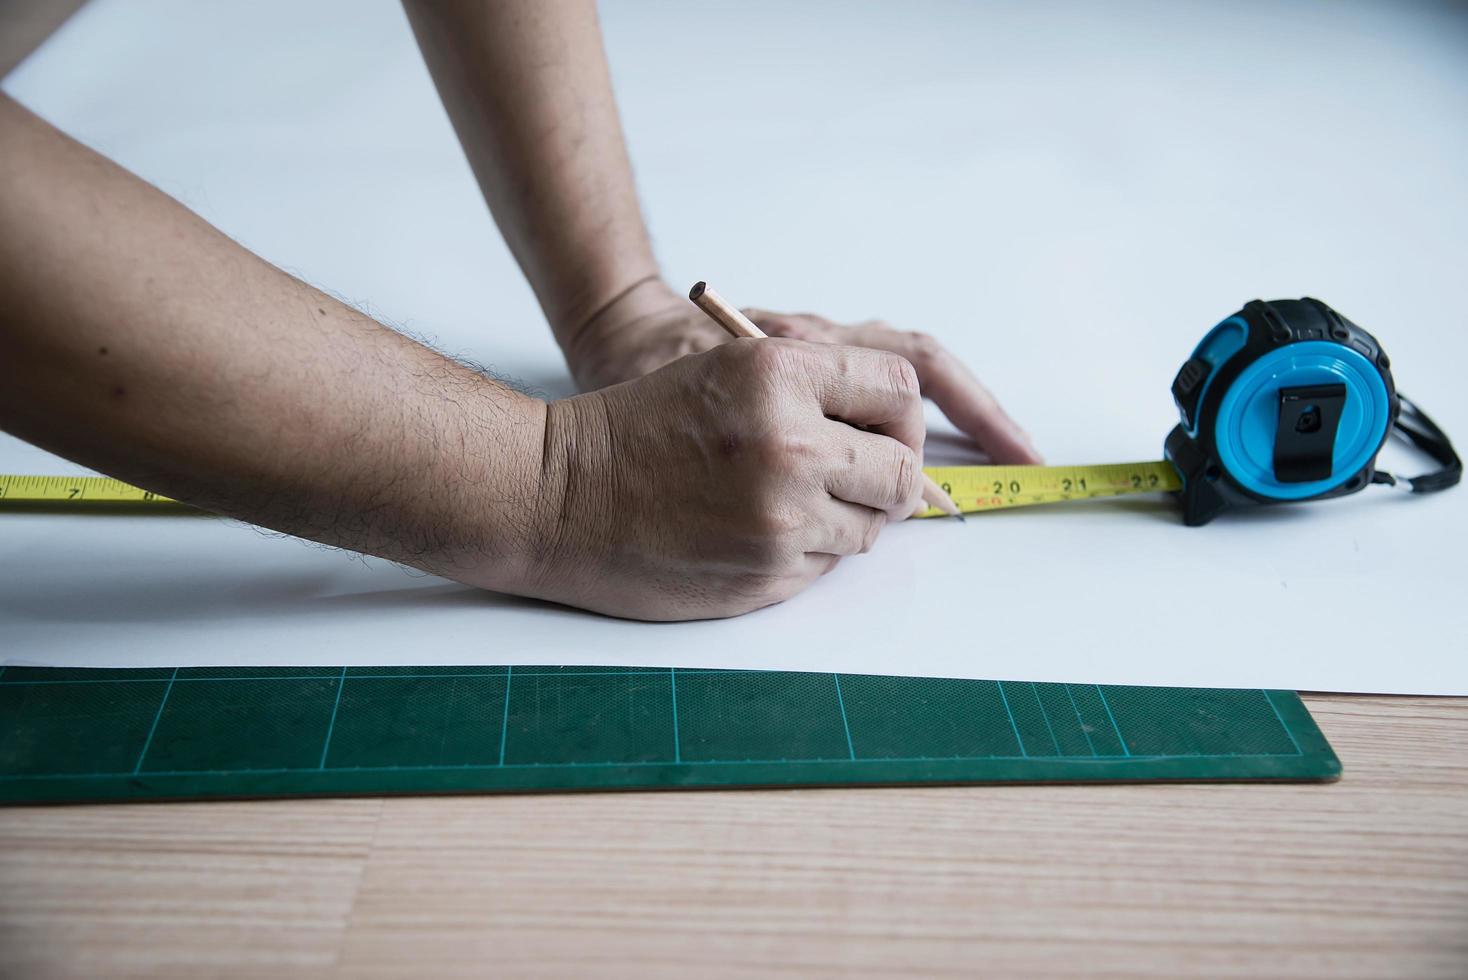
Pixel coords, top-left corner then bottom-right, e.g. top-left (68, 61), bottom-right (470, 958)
top-left (0, 90), bottom-right (929, 621)
top-left (403, 0), bottom-right (682, 364)
top-left (0, 94), bottom-right (546, 590)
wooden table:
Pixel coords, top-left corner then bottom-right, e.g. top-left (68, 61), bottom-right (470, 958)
top-left (1, 694), bottom-right (1463, 978)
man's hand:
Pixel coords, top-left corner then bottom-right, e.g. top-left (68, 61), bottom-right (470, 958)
top-left (751, 309), bottom-right (1042, 465)
top-left (568, 279), bottom-right (1042, 466)
top-left (522, 338), bottom-right (926, 620)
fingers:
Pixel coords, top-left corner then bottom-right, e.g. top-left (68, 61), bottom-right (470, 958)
top-left (807, 496), bottom-right (887, 557)
top-left (875, 330), bottom-right (1040, 464)
top-left (844, 322), bottom-right (1041, 464)
top-left (759, 311), bottom-right (1041, 464)
top-left (802, 553), bottom-right (842, 578)
top-left (922, 356), bottom-right (1041, 464)
top-left (823, 423), bottom-right (925, 519)
top-left (802, 343), bottom-right (927, 457)
top-left (748, 311), bottom-right (834, 343)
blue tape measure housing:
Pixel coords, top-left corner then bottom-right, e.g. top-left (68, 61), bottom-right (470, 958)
top-left (1164, 298), bottom-right (1399, 525)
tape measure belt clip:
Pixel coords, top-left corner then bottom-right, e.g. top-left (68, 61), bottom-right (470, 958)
top-left (1272, 382), bottom-right (1347, 483)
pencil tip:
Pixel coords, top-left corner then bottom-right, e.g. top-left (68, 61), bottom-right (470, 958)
top-left (688, 281), bottom-right (706, 301)
top-left (953, 512), bottom-right (967, 523)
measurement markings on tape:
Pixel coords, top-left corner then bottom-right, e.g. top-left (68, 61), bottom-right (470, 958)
top-left (916, 461), bottom-right (1182, 517)
top-left (0, 474), bottom-right (180, 507)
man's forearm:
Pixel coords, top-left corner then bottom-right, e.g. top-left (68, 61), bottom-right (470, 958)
top-left (0, 95), bottom-right (547, 589)
top-left (403, 0), bottom-right (667, 353)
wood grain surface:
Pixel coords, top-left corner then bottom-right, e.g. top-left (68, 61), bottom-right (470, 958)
top-left (1, 694), bottom-right (1464, 978)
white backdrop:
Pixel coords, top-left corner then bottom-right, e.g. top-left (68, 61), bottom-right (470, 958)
top-left (2, 0), bottom-right (1465, 692)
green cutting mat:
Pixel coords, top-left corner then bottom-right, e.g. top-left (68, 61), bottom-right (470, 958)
top-left (0, 665), bottom-right (1338, 804)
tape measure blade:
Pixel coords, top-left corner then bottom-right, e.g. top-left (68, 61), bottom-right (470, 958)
top-left (0, 474), bottom-right (180, 508)
top-left (5, 465), bottom-right (1178, 516)
top-left (919, 461), bottom-right (1181, 517)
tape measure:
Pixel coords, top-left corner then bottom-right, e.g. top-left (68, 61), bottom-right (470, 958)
top-left (920, 298), bottom-right (1460, 521)
top-left (0, 298), bottom-right (1457, 524)
top-left (1161, 298), bottom-right (1458, 524)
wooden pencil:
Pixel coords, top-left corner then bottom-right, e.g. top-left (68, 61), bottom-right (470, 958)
top-left (688, 281), bottom-right (965, 520)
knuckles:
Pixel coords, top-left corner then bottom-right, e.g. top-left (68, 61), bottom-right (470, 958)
top-left (890, 444), bottom-right (920, 507)
top-left (747, 502), bottom-right (804, 542)
top-left (762, 315), bottom-right (809, 341)
top-left (704, 335), bottom-right (802, 386)
top-left (742, 335), bottom-right (805, 380)
top-left (861, 511), bottom-right (887, 553)
top-left (905, 330), bottom-right (943, 366)
top-left (760, 433), bottom-right (818, 471)
top-left (727, 569), bottom-right (795, 607)
top-left (732, 515), bottom-right (804, 592)
top-left (886, 353), bottom-right (921, 401)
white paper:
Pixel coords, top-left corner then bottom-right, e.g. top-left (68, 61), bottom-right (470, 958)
top-left (2, 0), bottom-right (1466, 693)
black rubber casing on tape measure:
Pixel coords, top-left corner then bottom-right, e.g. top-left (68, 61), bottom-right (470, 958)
top-left (1164, 298), bottom-right (1398, 526)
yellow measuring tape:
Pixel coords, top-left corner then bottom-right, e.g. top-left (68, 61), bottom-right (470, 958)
top-left (916, 461), bottom-right (1181, 517)
top-left (2, 462), bottom-right (1183, 517)
top-left (0, 475), bottom-right (181, 507)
